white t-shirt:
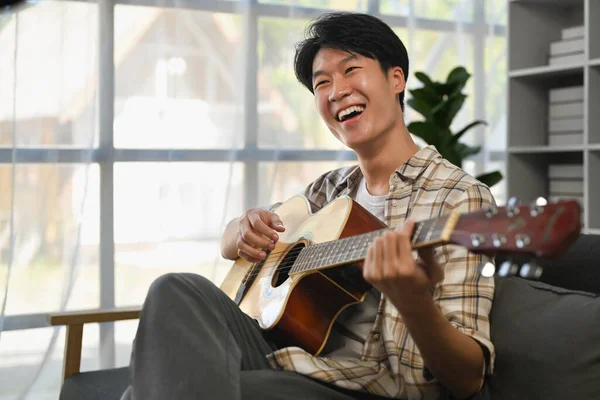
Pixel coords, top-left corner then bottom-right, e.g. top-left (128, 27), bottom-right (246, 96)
top-left (321, 176), bottom-right (384, 359)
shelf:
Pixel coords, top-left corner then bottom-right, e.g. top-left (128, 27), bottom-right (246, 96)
top-left (508, 0), bottom-right (595, 236)
top-left (589, 58), bottom-right (600, 67)
top-left (509, 63), bottom-right (584, 79)
top-left (508, 145), bottom-right (585, 154)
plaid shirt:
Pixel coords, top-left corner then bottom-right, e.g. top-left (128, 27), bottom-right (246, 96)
top-left (266, 146), bottom-right (496, 399)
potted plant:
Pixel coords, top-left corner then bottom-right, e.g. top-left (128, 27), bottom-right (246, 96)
top-left (407, 66), bottom-right (503, 188)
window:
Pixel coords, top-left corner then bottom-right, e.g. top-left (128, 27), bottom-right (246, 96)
top-left (0, 1), bottom-right (507, 398)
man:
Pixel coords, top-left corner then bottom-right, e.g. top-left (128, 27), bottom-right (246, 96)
top-left (124, 12), bottom-right (495, 400)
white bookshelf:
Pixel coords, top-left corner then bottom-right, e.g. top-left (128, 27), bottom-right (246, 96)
top-left (507, 0), bottom-right (600, 234)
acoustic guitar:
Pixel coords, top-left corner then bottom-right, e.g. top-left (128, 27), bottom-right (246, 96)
top-left (219, 195), bottom-right (581, 355)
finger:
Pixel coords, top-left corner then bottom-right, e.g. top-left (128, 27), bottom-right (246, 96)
top-left (418, 247), bottom-right (444, 283)
top-left (268, 213), bottom-right (286, 232)
top-left (238, 250), bottom-right (262, 264)
top-left (239, 227), bottom-right (274, 250)
top-left (363, 242), bottom-right (375, 281)
top-left (236, 238), bottom-right (267, 260)
top-left (418, 247), bottom-right (437, 265)
top-left (249, 214), bottom-right (280, 241)
top-left (374, 236), bottom-right (384, 280)
top-left (398, 219), bottom-right (416, 261)
top-left (383, 231), bottom-right (398, 277)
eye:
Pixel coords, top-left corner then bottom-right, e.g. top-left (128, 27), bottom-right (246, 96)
top-left (345, 66), bottom-right (359, 74)
top-left (314, 80), bottom-right (328, 89)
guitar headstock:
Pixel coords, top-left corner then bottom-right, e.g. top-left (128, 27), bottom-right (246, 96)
top-left (449, 197), bottom-right (582, 261)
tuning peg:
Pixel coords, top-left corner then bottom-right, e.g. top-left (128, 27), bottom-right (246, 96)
top-left (485, 205), bottom-right (498, 218)
top-left (519, 262), bottom-right (543, 280)
top-left (478, 262), bottom-right (496, 277)
top-left (507, 196), bottom-right (520, 207)
top-left (515, 234), bottom-right (531, 249)
top-left (506, 196), bottom-right (520, 217)
top-left (497, 260), bottom-right (520, 277)
top-left (530, 197), bottom-right (546, 216)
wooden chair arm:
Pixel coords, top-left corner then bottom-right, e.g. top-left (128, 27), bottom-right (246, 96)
top-left (48, 307), bottom-right (141, 326)
top-left (47, 307), bottom-right (141, 381)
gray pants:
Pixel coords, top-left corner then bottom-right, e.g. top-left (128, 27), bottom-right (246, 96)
top-left (125, 273), bottom-right (390, 400)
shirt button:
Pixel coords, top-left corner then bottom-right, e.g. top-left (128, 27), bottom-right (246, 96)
top-left (372, 333), bottom-right (380, 341)
top-left (392, 201), bottom-right (398, 207)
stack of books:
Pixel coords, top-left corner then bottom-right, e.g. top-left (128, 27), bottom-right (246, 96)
top-left (548, 164), bottom-right (585, 226)
top-left (548, 86), bottom-right (584, 146)
top-left (548, 25), bottom-right (585, 66)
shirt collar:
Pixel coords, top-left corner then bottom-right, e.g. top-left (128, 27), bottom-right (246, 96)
top-left (338, 145), bottom-right (442, 191)
top-left (394, 145), bottom-right (441, 182)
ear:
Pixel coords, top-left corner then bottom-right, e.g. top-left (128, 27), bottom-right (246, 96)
top-left (389, 66), bottom-right (406, 95)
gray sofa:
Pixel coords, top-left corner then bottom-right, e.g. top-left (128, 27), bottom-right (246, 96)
top-left (55, 234), bottom-right (600, 400)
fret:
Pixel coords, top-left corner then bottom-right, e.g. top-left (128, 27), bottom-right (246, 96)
top-left (346, 235), bottom-right (357, 263)
top-left (350, 236), bottom-right (360, 260)
top-left (432, 217), bottom-right (444, 243)
top-left (290, 253), bottom-right (301, 274)
top-left (336, 239), bottom-right (348, 263)
top-left (412, 222), bottom-right (424, 246)
top-left (322, 242), bottom-right (332, 269)
top-left (424, 219), bottom-right (436, 242)
top-left (291, 247), bottom-right (305, 274)
top-left (432, 216), bottom-right (447, 243)
top-left (334, 239), bottom-right (345, 265)
top-left (299, 247), bottom-right (311, 272)
top-left (307, 245), bottom-right (318, 272)
top-left (328, 241), bottom-right (338, 266)
top-left (314, 245), bottom-right (324, 271)
top-left (416, 220), bottom-right (429, 244)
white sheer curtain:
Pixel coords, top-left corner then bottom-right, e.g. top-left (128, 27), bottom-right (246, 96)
top-left (0, 1), bottom-right (507, 398)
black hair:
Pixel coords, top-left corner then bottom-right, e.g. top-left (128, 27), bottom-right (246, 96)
top-left (294, 12), bottom-right (409, 111)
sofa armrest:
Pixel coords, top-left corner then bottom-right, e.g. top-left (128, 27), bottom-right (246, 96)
top-left (47, 307), bottom-right (141, 381)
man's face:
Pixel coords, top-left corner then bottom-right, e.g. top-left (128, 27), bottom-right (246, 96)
top-left (311, 48), bottom-right (405, 150)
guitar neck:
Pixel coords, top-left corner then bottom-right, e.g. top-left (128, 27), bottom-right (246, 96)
top-left (290, 212), bottom-right (459, 274)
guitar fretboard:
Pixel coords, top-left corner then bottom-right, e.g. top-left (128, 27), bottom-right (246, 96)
top-left (290, 215), bottom-right (451, 274)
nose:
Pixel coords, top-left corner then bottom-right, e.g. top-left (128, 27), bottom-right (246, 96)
top-left (328, 75), bottom-right (351, 103)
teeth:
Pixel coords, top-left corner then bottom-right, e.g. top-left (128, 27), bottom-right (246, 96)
top-left (337, 105), bottom-right (365, 121)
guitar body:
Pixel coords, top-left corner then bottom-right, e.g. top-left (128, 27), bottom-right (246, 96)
top-left (219, 195), bottom-right (386, 355)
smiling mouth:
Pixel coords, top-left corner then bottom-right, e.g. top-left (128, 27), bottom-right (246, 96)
top-left (336, 106), bottom-right (366, 122)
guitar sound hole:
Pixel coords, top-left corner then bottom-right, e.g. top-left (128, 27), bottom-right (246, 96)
top-left (272, 242), bottom-right (306, 287)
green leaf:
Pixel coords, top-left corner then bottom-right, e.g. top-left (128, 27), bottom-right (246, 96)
top-left (447, 67), bottom-right (470, 85)
top-left (434, 83), bottom-right (460, 96)
top-left (450, 120), bottom-right (488, 145)
top-left (408, 88), bottom-right (442, 107)
top-left (435, 144), bottom-right (463, 168)
top-left (476, 171), bottom-right (503, 188)
top-left (437, 93), bottom-right (466, 127)
top-left (407, 97), bottom-right (434, 119)
top-left (407, 121), bottom-right (439, 145)
top-left (455, 143), bottom-right (481, 160)
top-left (414, 71), bottom-right (435, 87)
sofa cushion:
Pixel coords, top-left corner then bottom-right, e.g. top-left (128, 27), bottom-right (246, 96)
top-left (482, 277), bottom-right (600, 400)
top-left (495, 234), bottom-right (600, 295)
top-left (59, 367), bottom-right (129, 400)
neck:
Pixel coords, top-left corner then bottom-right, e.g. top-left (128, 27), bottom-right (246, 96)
top-left (289, 212), bottom-right (457, 275)
top-left (355, 120), bottom-right (419, 196)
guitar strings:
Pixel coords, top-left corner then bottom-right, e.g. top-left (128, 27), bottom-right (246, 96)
top-left (239, 228), bottom-right (457, 281)
top-left (240, 227), bottom-right (489, 281)
top-left (246, 220), bottom-right (445, 262)
top-left (245, 220), bottom-right (451, 265)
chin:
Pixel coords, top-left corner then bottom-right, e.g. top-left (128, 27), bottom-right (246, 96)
top-left (340, 136), bottom-right (372, 151)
